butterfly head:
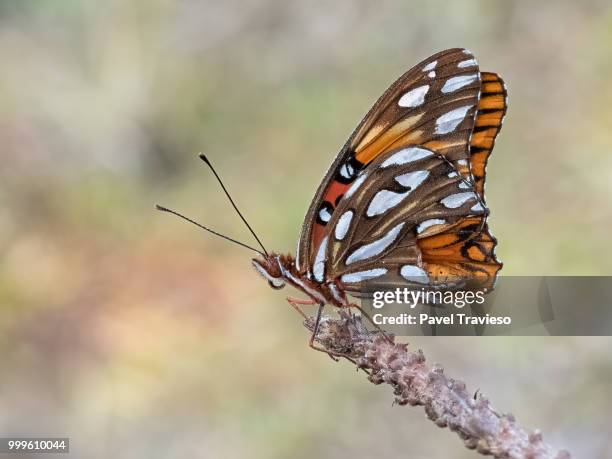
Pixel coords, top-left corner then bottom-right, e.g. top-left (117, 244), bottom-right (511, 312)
top-left (252, 254), bottom-right (287, 290)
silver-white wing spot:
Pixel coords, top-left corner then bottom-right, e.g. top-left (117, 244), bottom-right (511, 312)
top-left (395, 170), bottom-right (429, 189)
top-left (416, 218), bottom-right (445, 234)
top-left (318, 207), bottom-right (332, 223)
top-left (457, 159), bottom-right (468, 166)
top-left (448, 171), bottom-right (459, 178)
top-left (423, 60), bottom-right (437, 72)
top-left (428, 70), bottom-right (436, 78)
top-left (440, 192), bottom-right (477, 208)
top-left (312, 236), bottom-right (328, 282)
top-left (441, 74), bottom-right (478, 93)
top-left (346, 222), bottom-right (405, 265)
top-left (340, 268), bottom-right (388, 284)
top-left (471, 202), bottom-right (485, 212)
top-left (339, 162), bottom-right (355, 180)
top-left (400, 265), bottom-right (429, 284)
top-left (367, 189), bottom-right (410, 217)
top-left (458, 180), bottom-right (471, 189)
top-left (457, 58), bottom-right (477, 68)
top-left (435, 106), bottom-right (472, 135)
top-left (381, 147), bottom-right (433, 168)
top-left (335, 210), bottom-right (353, 241)
top-left (345, 173), bottom-right (368, 199)
top-left (398, 85), bottom-right (429, 108)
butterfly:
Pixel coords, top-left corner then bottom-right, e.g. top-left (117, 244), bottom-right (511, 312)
top-left (157, 48), bottom-right (506, 351)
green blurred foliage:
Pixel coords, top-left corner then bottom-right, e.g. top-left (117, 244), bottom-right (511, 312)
top-left (1, 1), bottom-right (611, 458)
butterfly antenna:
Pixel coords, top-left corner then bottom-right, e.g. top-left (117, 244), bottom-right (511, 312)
top-left (155, 204), bottom-right (265, 256)
top-left (198, 154), bottom-right (269, 256)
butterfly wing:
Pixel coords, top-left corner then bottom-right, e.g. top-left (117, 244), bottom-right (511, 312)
top-left (418, 216), bottom-right (501, 290)
top-left (415, 72), bottom-right (506, 288)
top-left (470, 72), bottom-right (507, 200)
top-left (297, 48), bottom-right (484, 276)
top-left (311, 146), bottom-right (500, 291)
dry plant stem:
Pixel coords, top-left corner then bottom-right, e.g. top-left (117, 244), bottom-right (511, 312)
top-left (304, 311), bottom-right (571, 459)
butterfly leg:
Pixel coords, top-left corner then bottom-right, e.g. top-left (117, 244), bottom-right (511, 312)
top-left (287, 299), bottom-right (362, 364)
top-left (346, 302), bottom-right (394, 345)
top-left (307, 303), bottom-right (340, 361)
top-left (287, 298), bottom-right (339, 360)
top-left (286, 296), bottom-right (317, 319)
top-left (307, 309), bottom-right (370, 372)
top-left (296, 303), bottom-right (369, 372)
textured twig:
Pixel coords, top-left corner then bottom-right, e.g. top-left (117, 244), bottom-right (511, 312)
top-left (304, 312), bottom-right (570, 459)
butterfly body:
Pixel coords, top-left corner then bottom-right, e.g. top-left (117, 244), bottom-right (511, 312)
top-left (253, 48), bottom-right (506, 305)
top-left (252, 253), bottom-right (348, 308)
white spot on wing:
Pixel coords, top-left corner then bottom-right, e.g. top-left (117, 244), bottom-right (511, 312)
top-left (346, 222), bottom-right (405, 265)
top-left (423, 60), bottom-right (437, 72)
top-left (341, 268), bottom-right (388, 284)
top-left (435, 106), bottom-right (472, 135)
top-left (448, 171), bottom-right (459, 178)
top-left (395, 170), bottom-right (429, 189)
top-left (312, 236), bottom-right (328, 282)
top-left (400, 265), bottom-right (429, 284)
top-left (471, 202), bottom-right (485, 212)
top-left (457, 159), bottom-right (468, 166)
top-left (458, 58), bottom-right (477, 68)
top-left (381, 147), bottom-right (433, 168)
top-left (441, 74), bottom-right (478, 93)
top-left (340, 162), bottom-right (354, 179)
top-left (441, 192), bottom-right (477, 208)
top-left (428, 70), bottom-right (436, 78)
top-left (345, 173), bottom-right (367, 198)
top-left (417, 218), bottom-right (445, 234)
top-left (318, 207), bottom-right (332, 223)
top-left (398, 85), bottom-right (429, 108)
top-left (367, 189), bottom-right (410, 217)
top-left (367, 170), bottom-right (430, 217)
top-left (335, 210), bottom-right (353, 240)
top-left (458, 181), bottom-right (471, 189)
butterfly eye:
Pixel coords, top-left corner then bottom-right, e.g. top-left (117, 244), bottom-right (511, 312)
top-left (268, 279), bottom-right (285, 290)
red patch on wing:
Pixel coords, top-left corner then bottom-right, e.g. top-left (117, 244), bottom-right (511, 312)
top-left (312, 180), bottom-right (351, 247)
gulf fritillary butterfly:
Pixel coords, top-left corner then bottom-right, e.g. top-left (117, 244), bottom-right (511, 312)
top-left (158, 48), bottom-right (505, 350)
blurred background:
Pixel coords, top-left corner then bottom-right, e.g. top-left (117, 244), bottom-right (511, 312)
top-left (1, 0), bottom-right (611, 457)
